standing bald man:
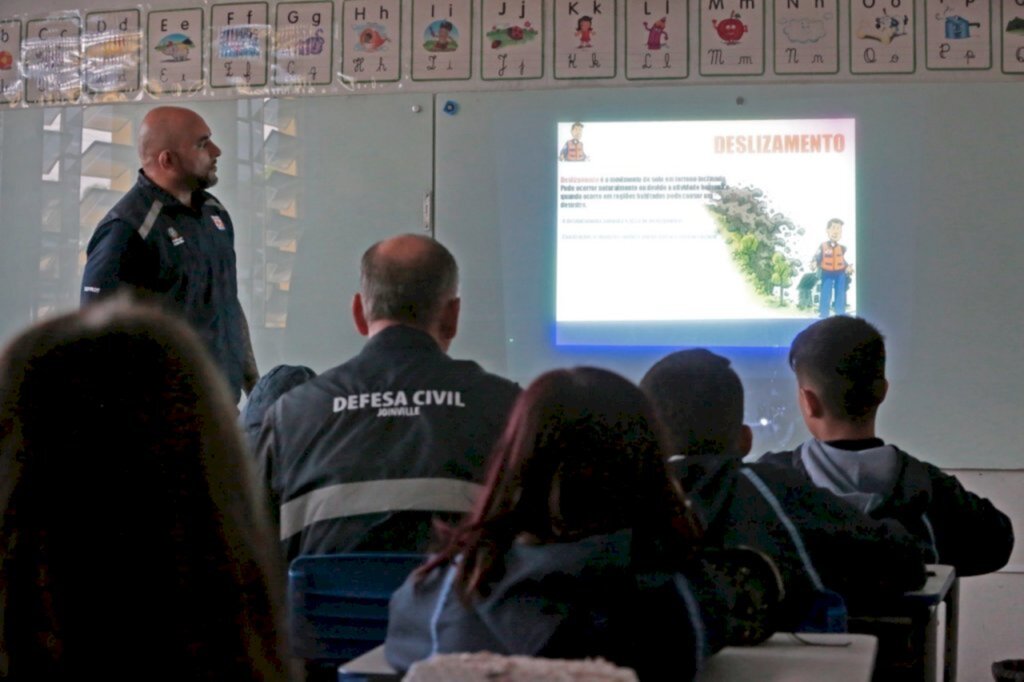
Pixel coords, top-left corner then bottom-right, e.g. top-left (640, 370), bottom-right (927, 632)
top-left (81, 106), bottom-right (258, 401)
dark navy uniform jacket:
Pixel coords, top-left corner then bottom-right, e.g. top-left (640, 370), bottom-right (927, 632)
top-left (81, 171), bottom-right (248, 398)
top-left (760, 440), bottom-right (1014, 577)
top-left (672, 455), bottom-right (927, 627)
top-left (255, 325), bottom-right (521, 561)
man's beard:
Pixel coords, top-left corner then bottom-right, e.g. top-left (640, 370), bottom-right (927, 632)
top-left (195, 171), bottom-right (218, 190)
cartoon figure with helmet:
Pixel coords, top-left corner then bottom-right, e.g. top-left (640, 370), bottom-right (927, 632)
top-left (558, 122), bottom-right (588, 162)
top-left (810, 218), bottom-right (854, 318)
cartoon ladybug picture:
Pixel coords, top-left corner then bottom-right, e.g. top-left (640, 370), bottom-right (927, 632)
top-left (712, 11), bottom-right (748, 45)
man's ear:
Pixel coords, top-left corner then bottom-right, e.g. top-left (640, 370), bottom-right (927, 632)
top-left (352, 293), bottom-right (370, 337)
top-left (438, 297), bottom-right (460, 345)
top-left (157, 149), bottom-right (175, 171)
top-left (799, 385), bottom-right (826, 419)
top-left (738, 424), bottom-right (753, 456)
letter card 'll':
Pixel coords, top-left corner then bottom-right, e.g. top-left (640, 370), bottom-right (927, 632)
top-left (274, 1), bottom-right (334, 86)
top-left (1001, 0), bottom-right (1024, 73)
top-left (0, 21), bottom-right (24, 104)
top-left (774, 0), bottom-right (838, 75)
top-left (553, 0), bottom-right (617, 79)
top-left (626, 0), bottom-right (688, 79)
top-left (412, 0), bottom-right (473, 80)
top-left (481, 0), bottom-right (544, 80)
top-left (147, 9), bottom-right (204, 94)
top-left (84, 10), bottom-right (141, 96)
top-left (850, 0), bottom-right (916, 74)
top-left (211, 3), bottom-right (270, 89)
top-left (342, 0), bottom-right (401, 84)
top-left (24, 16), bottom-right (81, 104)
top-left (699, 0), bottom-right (765, 76)
top-left (926, 0), bottom-right (991, 70)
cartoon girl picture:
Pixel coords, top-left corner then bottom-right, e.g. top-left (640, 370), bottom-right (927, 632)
top-left (575, 15), bottom-right (594, 48)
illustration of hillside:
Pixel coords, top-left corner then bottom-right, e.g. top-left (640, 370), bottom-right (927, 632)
top-left (707, 185), bottom-right (804, 307)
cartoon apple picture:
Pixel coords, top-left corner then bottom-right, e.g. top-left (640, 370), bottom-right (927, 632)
top-left (0, 51), bottom-right (13, 71)
top-left (712, 11), bottom-right (747, 45)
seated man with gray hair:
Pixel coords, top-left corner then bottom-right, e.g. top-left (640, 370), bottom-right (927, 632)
top-left (256, 234), bottom-right (520, 561)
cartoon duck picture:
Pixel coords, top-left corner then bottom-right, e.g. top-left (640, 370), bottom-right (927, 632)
top-left (154, 33), bottom-right (195, 62)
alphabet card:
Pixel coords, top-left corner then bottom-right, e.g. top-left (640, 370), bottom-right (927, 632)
top-left (774, 0), bottom-right (838, 74)
top-left (481, 0), bottom-right (544, 80)
top-left (342, 0), bottom-right (401, 84)
top-left (699, 0), bottom-right (765, 76)
top-left (412, 0), bottom-right (473, 80)
top-left (1001, 0), bottom-right (1024, 73)
top-left (850, 0), bottom-right (916, 74)
top-left (0, 20), bottom-right (23, 105)
top-left (273, 1), bottom-right (333, 86)
top-left (926, 0), bottom-right (991, 69)
top-left (24, 16), bottom-right (81, 104)
top-left (553, 0), bottom-right (617, 79)
top-left (147, 8), bottom-right (204, 94)
top-left (83, 10), bottom-right (141, 96)
top-left (625, 0), bottom-right (688, 80)
top-left (211, 3), bottom-right (270, 89)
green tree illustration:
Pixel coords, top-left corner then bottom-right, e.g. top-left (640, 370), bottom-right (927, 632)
top-left (707, 185), bottom-right (803, 306)
top-left (770, 252), bottom-right (795, 305)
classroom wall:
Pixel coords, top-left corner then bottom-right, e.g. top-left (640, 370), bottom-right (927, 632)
top-left (0, 0), bottom-right (1020, 678)
top-left (1, 92), bottom-right (1018, 682)
top-left (948, 470), bottom-right (1024, 681)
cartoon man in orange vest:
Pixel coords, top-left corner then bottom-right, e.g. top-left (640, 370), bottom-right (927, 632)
top-left (810, 218), bottom-right (854, 318)
top-left (558, 122), bottom-right (588, 162)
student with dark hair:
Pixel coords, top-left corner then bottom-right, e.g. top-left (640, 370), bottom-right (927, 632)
top-left (257, 234), bottom-right (520, 560)
top-left (386, 367), bottom-right (782, 680)
top-left (759, 316), bottom-right (1014, 576)
top-left (641, 349), bottom-right (926, 628)
top-left (0, 298), bottom-right (293, 681)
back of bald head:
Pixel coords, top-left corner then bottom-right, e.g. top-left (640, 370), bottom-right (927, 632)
top-left (137, 106), bottom-right (200, 168)
top-left (359, 234), bottom-right (459, 326)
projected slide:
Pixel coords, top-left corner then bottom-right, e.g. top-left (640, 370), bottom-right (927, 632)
top-left (556, 118), bottom-right (856, 347)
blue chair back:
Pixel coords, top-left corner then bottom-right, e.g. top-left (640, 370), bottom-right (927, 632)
top-left (796, 588), bottom-right (849, 633)
top-left (288, 552), bottom-right (425, 663)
